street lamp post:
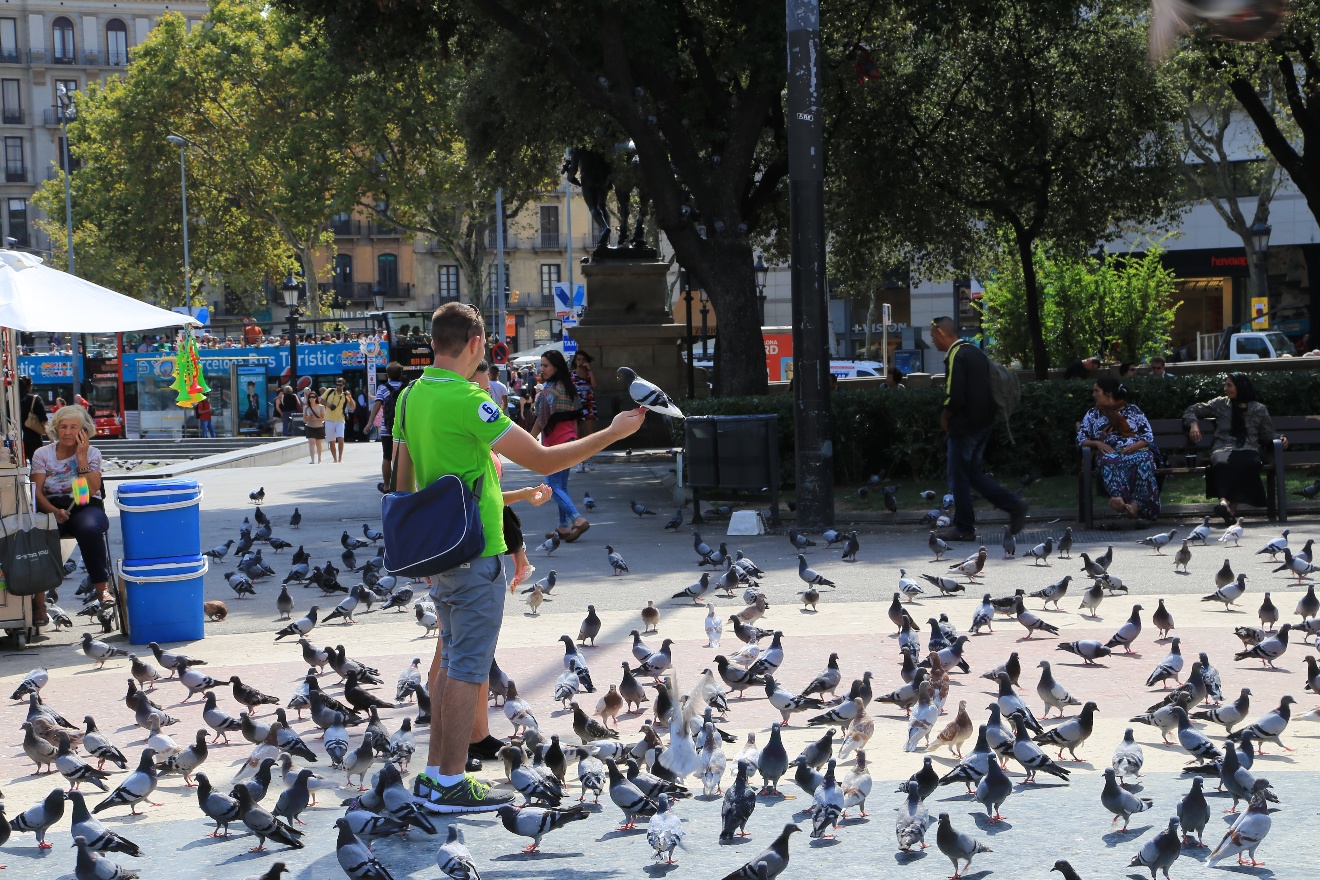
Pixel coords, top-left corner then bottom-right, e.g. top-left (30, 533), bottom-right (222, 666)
top-left (682, 271), bottom-right (695, 398)
top-left (1250, 220), bottom-right (1272, 302)
top-left (166, 135), bottom-right (191, 312)
top-left (699, 288), bottom-right (710, 360)
top-left (371, 285), bottom-right (386, 314)
top-left (754, 256), bottom-right (769, 326)
top-left (56, 84), bottom-right (82, 399)
top-left (281, 275), bottom-right (301, 391)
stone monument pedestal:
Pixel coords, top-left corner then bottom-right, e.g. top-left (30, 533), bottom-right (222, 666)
top-left (572, 258), bottom-right (692, 448)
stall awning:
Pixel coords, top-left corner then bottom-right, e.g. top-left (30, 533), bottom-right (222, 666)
top-left (0, 250), bottom-right (202, 333)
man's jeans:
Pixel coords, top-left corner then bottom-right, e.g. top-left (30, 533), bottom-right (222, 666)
top-left (282, 412), bottom-right (293, 436)
top-left (947, 427), bottom-right (1019, 532)
top-left (199, 420), bottom-right (216, 438)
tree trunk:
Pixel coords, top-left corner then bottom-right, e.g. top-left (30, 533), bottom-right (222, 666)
top-left (1012, 225), bottom-right (1050, 379)
top-left (864, 289), bottom-right (877, 357)
top-left (682, 237), bottom-right (768, 397)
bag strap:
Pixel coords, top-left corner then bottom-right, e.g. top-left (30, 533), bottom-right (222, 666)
top-left (386, 380), bottom-right (418, 494)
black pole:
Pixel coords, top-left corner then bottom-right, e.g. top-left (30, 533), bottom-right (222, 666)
top-left (700, 301), bottom-right (709, 360)
top-left (287, 308), bottom-right (299, 391)
top-left (786, 0), bottom-right (834, 527)
top-left (684, 273), bottom-right (695, 398)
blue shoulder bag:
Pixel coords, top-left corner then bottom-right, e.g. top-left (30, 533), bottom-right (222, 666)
top-left (381, 383), bottom-right (487, 577)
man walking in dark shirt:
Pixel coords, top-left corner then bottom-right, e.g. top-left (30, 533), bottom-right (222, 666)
top-left (929, 316), bottom-right (1028, 540)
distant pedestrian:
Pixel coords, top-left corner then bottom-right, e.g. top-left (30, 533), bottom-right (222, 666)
top-left (1063, 357), bottom-right (1100, 380)
top-left (322, 379), bottom-right (354, 463)
top-left (366, 361), bottom-right (405, 492)
top-left (303, 390), bottom-right (326, 464)
top-left (1148, 356), bottom-right (1169, 378)
top-left (1184, 372), bottom-right (1289, 523)
top-left (18, 376), bottom-right (46, 463)
top-left (487, 366), bottom-right (508, 413)
top-left (275, 384), bottom-right (297, 436)
top-left (929, 316), bottom-right (1028, 541)
top-left (886, 367), bottom-right (906, 389)
top-left (1118, 362), bottom-right (1137, 379)
top-left (532, 350), bottom-right (589, 542)
top-left (195, 394), bottom-right (215, 438)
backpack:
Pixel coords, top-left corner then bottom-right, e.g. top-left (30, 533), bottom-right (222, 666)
top-left (380, 381), bottom-right (404, 434)
top-left (986, 357), bottom-right (1021, 442)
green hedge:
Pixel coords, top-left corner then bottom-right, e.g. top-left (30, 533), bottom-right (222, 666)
top-left (678, 371), bottom-right (1320, 485)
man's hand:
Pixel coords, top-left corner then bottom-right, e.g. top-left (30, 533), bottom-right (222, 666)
top-left (940, 410), bottom-right (950, 433)
top-left (610, 407), bottom-right (648, 437)
top-left (1188, 423), bottom-right (1202, 443)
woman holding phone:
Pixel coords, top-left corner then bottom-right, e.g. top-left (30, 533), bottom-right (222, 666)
top-left (31, 406), bottom-right (112, 624)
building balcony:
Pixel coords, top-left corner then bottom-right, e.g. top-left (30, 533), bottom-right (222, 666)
top-left (330, 217), bottom-right (362, 237)
top-left (506, 292), bottom-right (554, 310)
top-left (330, 280), bottom-right (414, 302)
top-left (485, 231), bottom-right (523, 250)
top-left (534, 232), bottom-right (563, 250)
top-left (5, 164), bottom-right (26, 183)
top-left (43, 109), bottom-right (73, 127)
top-left (2, 110), bottom-right (23, 125)
top-left (0, 49), bottom-right (20, 64)
top-left (368, 220), bottom-right (402, 237)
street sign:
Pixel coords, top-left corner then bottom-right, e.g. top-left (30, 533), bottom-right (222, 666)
top-left (562, 335), bottom-right (579, 355)
top-left (562, 315), bottom-right (578, 329)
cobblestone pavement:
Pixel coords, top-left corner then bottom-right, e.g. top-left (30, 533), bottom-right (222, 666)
top-left (0, 441), bottom-right (1312, 879)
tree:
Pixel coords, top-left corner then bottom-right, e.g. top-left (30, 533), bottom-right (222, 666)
top-left (828, 0), bottom-right (1185, 378)
top-left (979, 246), bottom-right (1180, 367)
top-left (36, 0), bottom-right (349, 313)
top-left (279, 0), bottom-right (789, 396)
top-left (334, 48), bottom-right (557, 318)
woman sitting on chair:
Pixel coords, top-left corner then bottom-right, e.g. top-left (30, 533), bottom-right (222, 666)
top-left (31, 405), bottom-right (112, 623)
top-left (1183, 372), bottom-right (1289, 523)
top-left (1076, 377), bottom-right (1162, 520)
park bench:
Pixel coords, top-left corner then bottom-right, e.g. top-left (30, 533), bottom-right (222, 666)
top-left (1078, 415), bottom-right (1320, 527)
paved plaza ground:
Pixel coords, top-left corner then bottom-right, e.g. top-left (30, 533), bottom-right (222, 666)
top-left (0, 439), bottom-right (1314, 879)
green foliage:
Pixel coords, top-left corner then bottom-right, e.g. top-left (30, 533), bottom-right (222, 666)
top-left (681, 368), bottom-right (1320, 486)
top-left (35, 0), bottom-right (347, 311)
top-left (980, 246), bottom-right (1180, 367)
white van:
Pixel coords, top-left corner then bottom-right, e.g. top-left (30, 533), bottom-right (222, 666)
top-left (1228, 332), bottom-right (1297, 360)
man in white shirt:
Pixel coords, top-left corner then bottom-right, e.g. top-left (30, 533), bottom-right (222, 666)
top-left (487, 366), bottom-right (508, 412)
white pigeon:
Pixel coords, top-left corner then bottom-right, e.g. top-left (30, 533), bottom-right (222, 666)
top-left (658, 669), bottom-right (704, 777)
top-left (1189, 515), bottom-right (1212, 544)
top-left (646, 794), bottom-right (685, 864)
top-left (436, 824), bottom-right (479, 880)
top-left (703, 604), bottom-right (724, 649)
top-left (1219, 518), bottom-right (1245, 546)
top-left (617, 366), bottom-right (684, 418)
top-left (897, 568), bottom-right (924, 602)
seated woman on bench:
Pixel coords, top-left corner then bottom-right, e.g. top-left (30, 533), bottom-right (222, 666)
top-left (1183, 372), bottom-right (1289, 524)
top-left (32, 406), bottom-right (112, 626)
top-left (1076, 377), bottom-right (1161, 520)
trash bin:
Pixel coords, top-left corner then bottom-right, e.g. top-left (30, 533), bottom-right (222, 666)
top-left (683, 414), bottom-right (781, 524)
top-left (118, 555), bottom-right (208, 644)
top-left (114, 479), bottom-right (204, 560)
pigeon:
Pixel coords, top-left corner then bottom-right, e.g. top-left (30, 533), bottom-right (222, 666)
top-left (1258, 592), bottom-right (1280, 630)
top-left (974, 756), bottom-right (1013, 823)
top-left (435, 824), bottom-right (478, 880)
top-left (1219, 517), bottom-right (1245, 546)
top-left (1230, 695), bottom-right (1296, 753)
top-left (275, 606), bottom-right (318, 640)
top-left (1057, 527), bottom-right (1073, 558)
top-left (630, 500), bottom-right (658, 518)
top-left (1009, 716), bottom-right (1070, 781)
top-left (797, 554), bottom-right (835, 588)
top-left (720, 759), bottom-right (758, 840)
top-left (496, 802), bottom-right (588, 849)
top-left (935, 813), bottom-right (991, 879)
top-left (605, 758), bottom-right (656, 829)
top-left (646, 794), bottom-right (684, 863)
top-left (1234, 623), bottom-right (1291, 668)
top-left (895, 778), bottom-right (933, 850)
top-left (1176, 776), bottom-right (1212, 847)
top-left (764, 676), bottom-right (825, 724)
top-left (205, 540), bottom-right (235, 561)
top-left (1172, 540), bottom-right (1192, 573)
top-left (1204, 572), bottom-right (1247, 608)
top-left (1112, 727), bottom-right (1145, 782)
top-left (1014, 596), bottom-right (1060, 638)
top-left (1138, 528), bottom-right (1178, 554)
top-left (73, 835), bottom-right (140, 880)
top-left (1036, 661), bottom-right (1082, 717)
top-left (663, 509), bottom-right (683, 530)
top-left (1031, 575), bottom-right (1072, 610)
top-left (1102, 767), bottom-right (1153, 831)
top-left (1206, 779), bottom-right (1274, 868)
top-left (1296, 584), bottom-right (1320, 620)
top-left (1106, 604), bottom-right (1144, 653)
top-left (1146, 638), bottom-right (1185, 688)
top-left (1001, 525), bottom-right (1016, 558)
top-left (617, 367), bottom-right (683, 416)
top-left (92, 749), bottom-right (159, 816)
top-left (1172, 706), bottom-right (1222, 761)
top-left (79, 633), bottom-right (126, 669)
top-left (928, 531), bottom-right (950, 561)
top-left (1256, 528), bottom-right (1290, 560)
top-left (606, 545), bottom-right (630, 575)
top-left (1275, 548), bottom-right (1320, 582)
top-left (1024, 537), bottom-right (1054, 565)
top-left (718, 823), bottom-right (799, 880)
top-left (537, 533), bottom-right (560, 556)
top-left (10, 788), bottom-right (65, 848)
top-left (1129, 816), bottom-right (1182, 879)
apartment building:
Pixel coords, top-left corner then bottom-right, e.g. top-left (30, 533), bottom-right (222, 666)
top-left (0, 1), bottom-right (206, 251)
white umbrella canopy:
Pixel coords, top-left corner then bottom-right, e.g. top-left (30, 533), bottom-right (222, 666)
top-left (0, 250), bottom-right (201, 333)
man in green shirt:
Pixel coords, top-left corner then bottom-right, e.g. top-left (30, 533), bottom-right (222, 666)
top-left (393, 301), bottom-right (644, 812)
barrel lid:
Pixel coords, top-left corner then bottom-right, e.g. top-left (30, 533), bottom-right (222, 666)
top-left (116, 479), bottom-right (201, 495)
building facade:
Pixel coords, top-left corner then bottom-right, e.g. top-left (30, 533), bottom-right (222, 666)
top-left (0, 1), bottom-right (206, 252)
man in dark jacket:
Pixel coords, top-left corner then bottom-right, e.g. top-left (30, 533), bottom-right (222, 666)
top-left (930, 317), bottom-right (1027, 540)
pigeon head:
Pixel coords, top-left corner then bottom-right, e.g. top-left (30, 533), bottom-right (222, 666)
top-left (617, 367), bottom-right (637, 382)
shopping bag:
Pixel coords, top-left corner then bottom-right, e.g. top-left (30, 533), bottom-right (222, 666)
top-left (0, 510), bottom-right (65, 596)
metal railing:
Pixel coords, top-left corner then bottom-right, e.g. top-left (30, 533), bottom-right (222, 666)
top-left (330, 218), bottom-right (362, 237)
top-left (536, 232), bottom-right (562, 249)
top-left (330, 280), bottom-right (414, 302)
top-left (0, 49), bottom-right (19, 64)
top-left (43, 108), bottom-right (72, 126)
top-left (5, 164), bottom-right (26, 182)
top-left (1, 110), bottom-right (22, 125)
top-left (368, 220), bottom-right (402, 237)
top-left (507, 292), bottom-right (554, 309)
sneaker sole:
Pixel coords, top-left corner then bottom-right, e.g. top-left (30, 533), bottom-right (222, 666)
top-left (410, 792), bottom-right (511, 814)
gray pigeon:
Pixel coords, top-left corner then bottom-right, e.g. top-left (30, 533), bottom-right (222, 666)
top-left (718, 823), bottom-right (799, 880)
top-left (935, 813), bottom-right (991, 877)
top-left (436, 824), bottom-right (479, 880)
top-left (974, 755), bottom-right (1013, 822)
top-left (65, 790), bottom-right (141, 856)
top-left (73, 835), bottom-right (139, 880)
top-left (333, 817), bottom-right (391, 878)
top-left (1177, 777), bottom-right (1211, 846)
top-left (1128, 816), bottom-right (1181, 879)
top-left (618, 367), bottom-right (684, 418)
top-left (1106, 604), bottom-right (1144, 653)
top-left (92, 749), bottom-right (158, 816)
top-left (1101, 767), bottom-right (1153, 831)
top-left (9, 788), bottom-right (65, 847)
top-left (720, 759), bottom-right (758, 840)
top-left (495, 803), bottom-right (589, 853)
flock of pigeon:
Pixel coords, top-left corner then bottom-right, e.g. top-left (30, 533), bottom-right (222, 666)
top-left (5, 470), bottom-right (1320, 880)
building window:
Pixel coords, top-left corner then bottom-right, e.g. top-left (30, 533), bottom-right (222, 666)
top-left (57, 137), bottom-right (80, 173)
top-left (334, 253), bottom-right (352, 283)
top-left (487, 262), bottom-right (510, 295)
top-left (4, 136), bottom-right (22, 182)
top-left (7, 197), bottom-right (27, 247)
top-left (52, 17), bottom-right (75, 64)
top-left (54, 80), bottom-right (77, 123)
top-left (539, 205), bottom-right (560, 248)
top-left (438, 265), bottom-right (459, 301)
top-left (376, 253), bottom-right (398, 294)
top-left (0, 19), bottom-right (17, 64)
top-left (1, 79), bottom-right (20, 124)
top-left (539, 263), bottom-right (561, 298)
top-left (106, 20), bottom-right (128, 66)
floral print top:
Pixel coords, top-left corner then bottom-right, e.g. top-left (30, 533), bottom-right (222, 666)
top-left (1076, 404), bottom-right (1155, 452)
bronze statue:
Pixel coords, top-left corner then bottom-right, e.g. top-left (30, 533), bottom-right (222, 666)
top-left (564, 144), bottom-right (653, 256)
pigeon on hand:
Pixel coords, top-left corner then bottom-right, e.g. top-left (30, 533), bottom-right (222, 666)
top-left (618, 367), bottom-right (684, 417)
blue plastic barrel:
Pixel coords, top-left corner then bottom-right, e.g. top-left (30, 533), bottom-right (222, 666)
top-left (114, 480), bottom-right (204, 560)
top-left (118, 555), bottom-right (208, 644)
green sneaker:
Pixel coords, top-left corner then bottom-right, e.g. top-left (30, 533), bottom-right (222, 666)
top-left (412, 772), bottom-right (513, 814)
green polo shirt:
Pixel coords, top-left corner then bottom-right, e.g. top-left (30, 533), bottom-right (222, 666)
top-left (394, 366), bottom-right (513, 557)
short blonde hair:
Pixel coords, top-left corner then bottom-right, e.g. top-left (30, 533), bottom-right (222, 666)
top-left (47, 405), bottom-right (96, 441)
